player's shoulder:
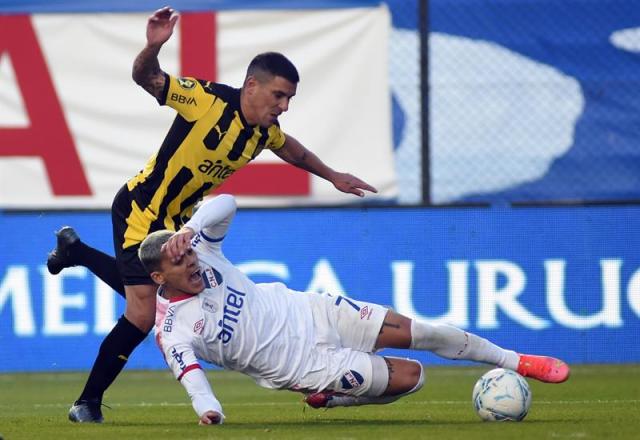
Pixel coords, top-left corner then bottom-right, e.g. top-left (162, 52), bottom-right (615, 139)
top-left (199, 81), bottom-right (240, 103)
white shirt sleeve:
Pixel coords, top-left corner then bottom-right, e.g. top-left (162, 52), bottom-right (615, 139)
top-left (159, 333), bottom-right (225, 421)
top-left (184, 194), bottom-right (237, 240)
top-left (180, 368), bottom-right (225, 422)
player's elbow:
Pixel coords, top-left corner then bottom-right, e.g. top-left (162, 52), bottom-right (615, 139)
top-left (132, 68), bottom-right (146, 87)
top-left (217, 194), bottom-right (237, 213)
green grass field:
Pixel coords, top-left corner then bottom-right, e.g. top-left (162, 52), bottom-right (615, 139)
top-left (1, 364), bottom-right (639, 439)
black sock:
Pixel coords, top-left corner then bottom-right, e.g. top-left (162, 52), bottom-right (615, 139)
top-left (78, 316), bottom-right (148, 402)
top-left (71, 242), bottom-right (126, 298)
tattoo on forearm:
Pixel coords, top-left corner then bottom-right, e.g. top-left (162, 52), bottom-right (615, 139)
top-left (132, 46), bottom-right (164, 97)
top-left (378, 320), bottom-right (401, 335)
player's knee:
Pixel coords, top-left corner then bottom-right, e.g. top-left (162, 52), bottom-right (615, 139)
top-left (401, 360), bottom-right (424, 395)
top-left (124, 285), bottom-right (157, 331)
top-left (125, 308), bottom-right (155, 332)
top-left (409, 360), bottom-right (425, 393)
top-left (383, 357), bottom-right (425, 396)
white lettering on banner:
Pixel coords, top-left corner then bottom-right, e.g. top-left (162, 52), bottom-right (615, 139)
top-left (477, 261), bottom-right (550, 330)
top-left (305, 259), bottom-right (347, 295)
top-left (546, 259), bottom-right (623, 329)
top-left (42, 266), bottom-right (87, 336)
top-left (237, 261), bottom-right (290, 281)
top-left (0, 266), bottom-right (36, 336)
top-left (392, 260), bottom-right (470, 327)
top-left (3, 258), bottom-right (640, 337)
top-left (627, 267), bottom-right (640, 317)
top-left (94, 278), bottom-right (118, 334)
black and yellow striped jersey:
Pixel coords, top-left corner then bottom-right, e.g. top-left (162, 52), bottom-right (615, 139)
top-left (121, 74), bottom-right (286, 248)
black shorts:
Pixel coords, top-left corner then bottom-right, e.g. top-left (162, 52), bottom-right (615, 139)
top-left (111, 185), bottom-right (154, 286)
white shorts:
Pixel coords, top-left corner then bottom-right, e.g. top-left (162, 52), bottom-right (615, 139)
top-left (294, 292), bottom-right (389, 397)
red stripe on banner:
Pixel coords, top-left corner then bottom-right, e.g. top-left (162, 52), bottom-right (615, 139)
top-left (0, 16), bottom-right (91, 195)
top-left (178, 12), bottom-right (310, 197)
top-left (217, 164), bottom-right (310, 195)
top-left (179, 12), bottom-right (217, 80)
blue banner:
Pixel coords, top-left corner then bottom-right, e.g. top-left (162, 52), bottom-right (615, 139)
top-left (429, 0), bottom-right (640, 203)
top-left (1, 206), bottom-right (639, 372)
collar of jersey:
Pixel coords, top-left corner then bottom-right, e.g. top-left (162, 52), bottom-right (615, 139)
top-left (157, 285), bottom-right (199, 303)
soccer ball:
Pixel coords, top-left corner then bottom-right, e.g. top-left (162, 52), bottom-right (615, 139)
top-left (472, 368), bottom-right (532, 421)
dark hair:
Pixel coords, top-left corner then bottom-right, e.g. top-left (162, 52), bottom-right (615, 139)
top-left (138, 230), bottom-right (173, 274)
top-left (246, 52), bottom-right (299, 84)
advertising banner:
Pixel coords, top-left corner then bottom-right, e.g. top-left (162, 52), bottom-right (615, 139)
top-left (1, 206), bottom-right (638, 372)
top-left (0, 6), bottom-right (395, 208)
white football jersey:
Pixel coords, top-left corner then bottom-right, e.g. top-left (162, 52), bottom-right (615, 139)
top-left (155, 196), bottom-right (314, 392)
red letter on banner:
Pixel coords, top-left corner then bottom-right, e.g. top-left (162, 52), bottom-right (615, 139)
top-left (0, 16), bottom-right (91, 195)
top-left (179, 12), bottom-right (309, 196)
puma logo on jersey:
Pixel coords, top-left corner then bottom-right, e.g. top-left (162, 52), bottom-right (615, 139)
top-left (213, 125), bottom-right (227, 139)
top-left (170, 92), bottom-right (197, 106)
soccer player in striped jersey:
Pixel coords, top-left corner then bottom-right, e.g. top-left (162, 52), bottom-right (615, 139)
top-left (141, 194), bottom-right (569, 425)
top-left (61, 6), bottom-right (377, 423)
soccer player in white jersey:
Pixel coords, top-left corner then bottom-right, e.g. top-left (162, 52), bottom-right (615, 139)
top-left (140, 194), bottom-right (570, 425)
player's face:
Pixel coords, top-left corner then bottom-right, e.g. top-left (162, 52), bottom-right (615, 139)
top-left (245, 75), bottom-right (296, 127)
top-left (158, 248), bottom-right (205, 295)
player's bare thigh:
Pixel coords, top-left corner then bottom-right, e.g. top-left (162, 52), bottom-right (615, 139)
top-left (124, 284), bottom-right (157, 332)
top-left (374, 310), bottom-right (412, 350)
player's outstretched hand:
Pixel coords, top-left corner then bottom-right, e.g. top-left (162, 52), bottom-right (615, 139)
top-left (199, 410), bottom-right (223, 425)
top-left (146, 6), bottom-right (179, 47)
top-left (331, 172), bottom-right (378, 197)
top-left (162, 227), bottom-right (195, 263)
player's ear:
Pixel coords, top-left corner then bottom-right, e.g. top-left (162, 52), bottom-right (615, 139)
top-left (244, 75), bottom-right (257, 94)
top-left (150, 271), bottom-right (165, 285)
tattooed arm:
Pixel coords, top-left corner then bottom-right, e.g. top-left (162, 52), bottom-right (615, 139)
top-left (132, 6), bottom-right (179, 99)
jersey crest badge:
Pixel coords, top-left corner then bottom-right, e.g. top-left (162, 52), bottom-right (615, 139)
top-left (177, 77), bottom-right (196, 89)
top-left (340, 370), bottom-right (364, 390)
top-left (202, 298), bottom-right (219, 314)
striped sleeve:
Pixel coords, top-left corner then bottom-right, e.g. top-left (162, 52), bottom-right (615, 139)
top-left (161, 75), bottom-right (215, 122)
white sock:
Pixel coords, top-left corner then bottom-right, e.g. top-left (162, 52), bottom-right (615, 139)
top-left (410, 320), bottom-right (519, 370)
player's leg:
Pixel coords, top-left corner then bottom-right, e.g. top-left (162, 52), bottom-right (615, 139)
top-left (47, 186), bottom-right (132, 298)
top-left (76, 283), bottom-right (155, 400)
top-left (46, 227), bottom-right (125, 297)
top-left (69, 283), bottom-right (154, 423)
top-left (374, 311), bottom-right (569, 383)
top-left (69, 201), bottom-right (154, 423)
top-left (306, 355), bottom-right (424, 408)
